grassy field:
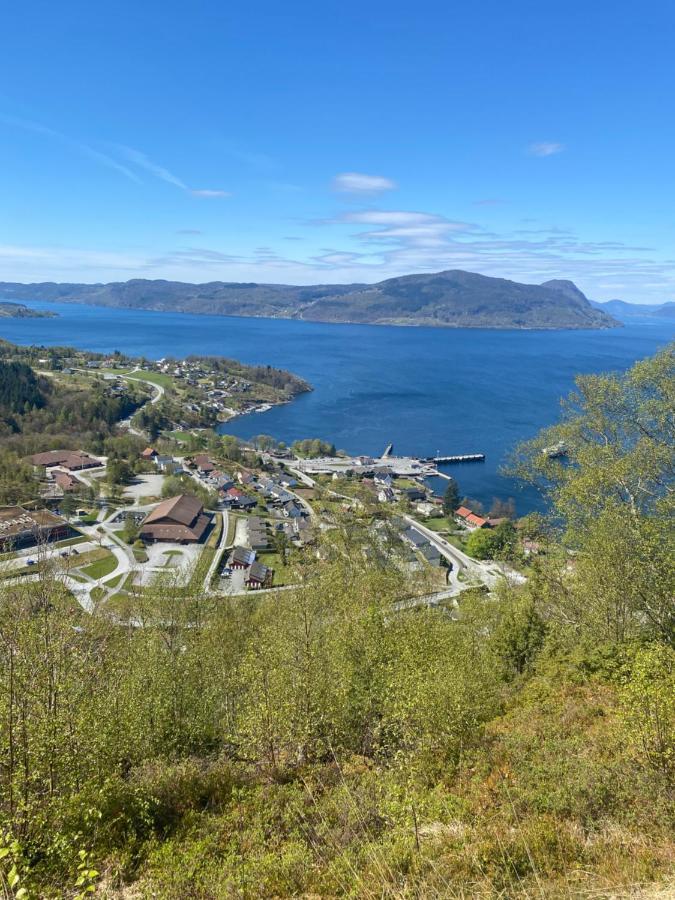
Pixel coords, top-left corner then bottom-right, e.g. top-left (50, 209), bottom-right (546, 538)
top-left (104, 571), bottom-right (124, 589)
top-left (79, 552), bottom-right (118, 580)
top-left (422, 516), bottom-right (452, 532)
top-left (53, 533), bottom-right (89, 548)
top-left (129, 370), bottom-right (175, 390)
top-left (256, 550), bottom-right (295, 587)
top-left (224, 513), bottom-right (237, 546)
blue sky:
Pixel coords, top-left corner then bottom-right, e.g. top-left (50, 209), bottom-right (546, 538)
top-left (1, 0), bottom-right (674, 302)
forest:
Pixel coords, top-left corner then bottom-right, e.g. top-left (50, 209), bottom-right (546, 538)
top-left (0, 345), bottom-right (672, 898)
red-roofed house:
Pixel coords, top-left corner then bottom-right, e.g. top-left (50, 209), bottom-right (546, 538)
top-left (455, 506), bottom-right (488, 530)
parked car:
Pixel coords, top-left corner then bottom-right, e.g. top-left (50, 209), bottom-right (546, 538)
top-left (27, 559), bottom-right (35, 566)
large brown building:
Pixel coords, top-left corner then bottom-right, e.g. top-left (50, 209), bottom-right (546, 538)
top-left (140, 495), bottom-right (210, 544)
top-left (30, 450), bottom-right (100, 471)
top-left (0, 506), bottom-right (70, 550)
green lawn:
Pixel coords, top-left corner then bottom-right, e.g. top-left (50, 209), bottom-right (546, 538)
top-left (129, 370), bottom-right (175, 390)
top-left (224, 514), bottom-right (237, 546)
top-left (422, 516), bottom-right (452, 532)
top-left (163, 430), bottom-right (190, 442)
top-left (256, 551), bottom-right (295, 587)
top-left (80, 553), bottom-right (118, 580)
top-left (104, 572), bottom-right (124, 589)
top-left (79, 512), bottom-right (98, 525)
top-left (54, 533), bottom-right (89, 548)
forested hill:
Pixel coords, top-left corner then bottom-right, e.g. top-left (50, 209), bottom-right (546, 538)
top-left (0, 269), bottom-right (618, 329)
top-left (0, 301), bottom-right (56, 318)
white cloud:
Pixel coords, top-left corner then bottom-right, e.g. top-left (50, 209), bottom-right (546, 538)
top-left (528, 141), bottom-right (564, 157)
top-left (332, 172), bottom-right (397, 194)
top-left (190, 189), bottom-right (230, 198)
top-left (333, 209), bottom-right (474, 247)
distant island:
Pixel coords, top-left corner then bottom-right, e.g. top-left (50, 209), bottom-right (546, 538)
top-left (591, 298), bottom-right (675, 319)
top-left (0, 269), bottom-right (618, 330)
top-left (0, 301), bottom-right (57, 319)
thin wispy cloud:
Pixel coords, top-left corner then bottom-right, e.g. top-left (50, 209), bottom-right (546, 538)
top-left (0, 113), bottom-right (141, 182)
top-left (333, 172), bottom-right (397, 194)
top-left (190, 189), bottom-right (230, 198)
top-left (115, 145), bottom-right (229, 197)
top-left (116, 146), bottom-right (188, 189)
top-left (528, 141), bottom-right (564, 157)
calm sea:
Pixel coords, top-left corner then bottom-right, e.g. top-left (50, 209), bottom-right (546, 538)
top-left (1, 299), bottom-right (672, 513)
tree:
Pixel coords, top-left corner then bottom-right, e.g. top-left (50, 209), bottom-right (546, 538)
top-left (59, 493), bottom-right (78, 518)
top-left (513, 344), bottom-right (675, 645)
top-left (489, 497), bottom-right (516, 519)
top-left (106, 459), bottom-right (133, 487)
top-left (465, 522), bottom-right (517, 561)
top-left (442, 477), bottom-right (460, 515)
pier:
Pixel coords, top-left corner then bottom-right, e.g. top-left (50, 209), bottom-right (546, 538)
top-left (424, 453), bottom-right (485, 464)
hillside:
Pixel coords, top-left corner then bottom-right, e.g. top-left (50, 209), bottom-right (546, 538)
top-left (591, 298), bottom-right (675, 319)
top-left (0, 301), bottom-right (56, 318)
top-left (0, 270), bottom-right (618, 329)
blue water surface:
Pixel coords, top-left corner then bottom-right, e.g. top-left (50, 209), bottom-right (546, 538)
top-left (1, 299), bottom-right (672, 513)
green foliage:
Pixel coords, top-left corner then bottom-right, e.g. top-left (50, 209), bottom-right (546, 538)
top-left (465, 521), bottom-right (517, 560)
top-left (291, 437), bottom-right (336, 458)
top-left (162, 474), bottom-right (217, 508)
top-left (0, 345), bottom-right (672, 897)
top-left (0, 361), bottom-right (47, 419)
top-left (441, 476), bottom-right (459, 515)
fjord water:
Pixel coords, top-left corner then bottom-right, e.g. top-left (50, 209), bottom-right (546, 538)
top-left (2, 300), bottom-right (672, 512)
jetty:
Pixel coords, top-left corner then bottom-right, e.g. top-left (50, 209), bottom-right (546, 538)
top-left (424, 453), bottom-right (485, 464)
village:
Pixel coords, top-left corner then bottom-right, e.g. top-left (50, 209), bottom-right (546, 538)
top-left (0, 428), bottom-right (532, 619)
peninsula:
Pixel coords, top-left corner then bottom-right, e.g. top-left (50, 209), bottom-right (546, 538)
top-left (0, 269), bottom-right (618, 330)
top-left (0, 301), bottom-right (57, 319)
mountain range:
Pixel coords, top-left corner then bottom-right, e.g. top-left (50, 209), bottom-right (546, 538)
top-left (590, 298), bottom-right (675, 319)
top-left (0, 270), bottom-right (619, 330)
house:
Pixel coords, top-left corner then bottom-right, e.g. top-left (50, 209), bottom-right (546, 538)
top-left (272, 489), bottom-right (294, 505)
top-left (420, 543), bottom-right (442, 566)
top-left (140, 495), bottom-right (210, 544)
top-left (193, 454), bottom-right (216, 474)
top-left (30, 450), bottom-right (100, 471)
top-left (374, 470), bottom-right (394, 487)
top-left (247, 516), bottom-right (269, 549)
top-left (415, 500), bottom-right (438, 517)
top-left (402, 527), bottom-right (428, 549)
top-left (454, 506), bottom-right (488, 530)
top-left (378, 487), bottom-right (396, 503)
top-left (0, 506), bottom-right (70, 550)
top-left (52, 470), bottom-right (82, 492)
top-left (237, 471), bottom-right (256, 485)
top-left (141, 447), bottom-right (158, 460)
top-left (154, 454), bottom-right (175, 473)
top-left (245, 561), bottom-right (273, 589)
top-left (229, 546), bottom-right (256, 569)
top-left (283, 500), bottom-right (303, 519)
top-left (403, 487), bottom-right (426, 502)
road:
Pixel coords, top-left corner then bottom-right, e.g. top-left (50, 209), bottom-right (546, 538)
top-left (113, 367), bottom-right (166, 435)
